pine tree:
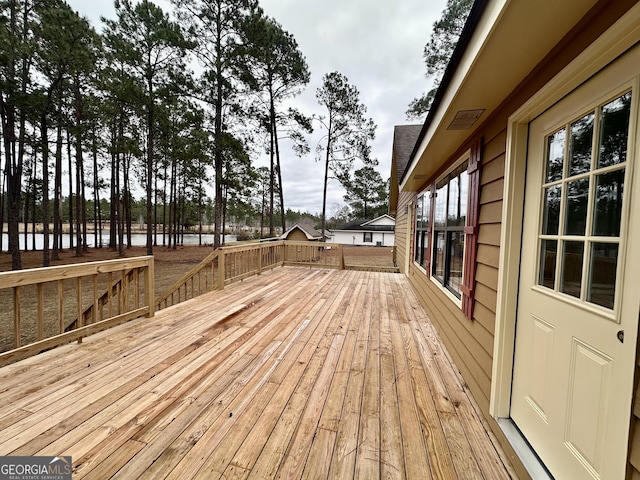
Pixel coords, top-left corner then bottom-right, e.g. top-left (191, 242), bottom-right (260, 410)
top-left (242, 13), bottom-right (311, 235)
top-left (103, 0), bottom-right (192, 255)
top-left (406, 0), bottom-right (473, 120)
top-left (316, 71), bottom-right (376, 238)
top-left (172, 0), bottom-right (259, 248)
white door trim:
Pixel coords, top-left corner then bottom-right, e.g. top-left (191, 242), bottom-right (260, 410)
top-left (490, 2), bottom-right (640, 419)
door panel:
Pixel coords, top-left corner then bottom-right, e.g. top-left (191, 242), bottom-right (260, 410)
top-left (511, 46), bottom-right (640, 480)
top-left (565, 339), bottom-right (611, 474)
top-left (527, 315), bottom-right (554, 420)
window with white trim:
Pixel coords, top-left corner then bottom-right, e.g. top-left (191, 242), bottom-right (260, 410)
top-left (414, 190), bottom-right (430, 269)
top-left (363, 232), bottom-right (372, 243)
top-left (432, 160), bottom-right (469, 298)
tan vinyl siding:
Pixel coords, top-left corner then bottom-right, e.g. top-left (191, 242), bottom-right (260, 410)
top-left (407, 126), bottom-right (508, 406)
top-left (394, 191), bottom-right (413, 273)
top-left (286, 229), bottom-right (309, 242)
top-left (407, 126), bottom-right (522, 475)
top-left (399, 3), bottom-right (639, 477)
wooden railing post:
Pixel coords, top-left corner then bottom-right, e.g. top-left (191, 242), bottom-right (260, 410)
top-left (218, 250), bottom-right (226, 290)
top-left (339, 244), bottom-right (345, 270)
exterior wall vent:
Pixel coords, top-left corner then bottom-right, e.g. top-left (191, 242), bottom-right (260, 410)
top-left (448, 109), bottom-right (485, 130)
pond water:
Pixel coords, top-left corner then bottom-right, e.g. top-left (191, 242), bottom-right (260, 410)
top-left (0, 232), bottom-right (237, 251)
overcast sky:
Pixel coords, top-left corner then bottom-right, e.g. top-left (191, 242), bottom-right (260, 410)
top-left (66, 0), bottom-right (444, 217)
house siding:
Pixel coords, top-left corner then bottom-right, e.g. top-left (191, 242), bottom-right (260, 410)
top-left (394, 191), bottom-right (413, 273)
top-left (330, 231), bottom-right (394, 246)
top-left (285, 229), bottom-right (310, 242)
top-left (407, 128), bottom-right (529, 478)
top-left (400, 3), bottom-right (640, 477)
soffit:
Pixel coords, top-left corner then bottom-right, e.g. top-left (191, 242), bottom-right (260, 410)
top-left (401, 0), bottom-right (599, 192)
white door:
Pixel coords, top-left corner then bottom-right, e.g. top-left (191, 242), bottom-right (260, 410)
top-left (511, 48), bottom-right (640, 480)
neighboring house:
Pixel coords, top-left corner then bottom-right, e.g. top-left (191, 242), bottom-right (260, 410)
top-left (330, 215), bottom-right (395, 246)
top-left (280, 224), bottom-right (323, 242)
top-left (390, 1), bottom-right (640, 479)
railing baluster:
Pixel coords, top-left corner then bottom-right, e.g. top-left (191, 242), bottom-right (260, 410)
top-left (133, 269), bottom-right (139, 310)
top-left (93, 274), bottom-right (99, 324)
top-left (77, 277), bottom-right (83, 343)
top-left (58, 280), bottom-right (64, 333)
top-left (108, 272), bottom-right (113, 318)
top-left (123, 271), bottom-right (130, 313)
top-left (37, 284), bottom-right (44, 341)
top-left (0, 256), bottom-right (154, 366)
top-left (13, 286), bottom-right (20, 348)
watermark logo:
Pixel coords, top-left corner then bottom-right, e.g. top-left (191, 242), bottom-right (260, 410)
top-left (0, 456), bottom-right (72, 480)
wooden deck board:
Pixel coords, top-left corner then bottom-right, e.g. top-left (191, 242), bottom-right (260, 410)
top-left (0, 267), bottom-right (515, 479)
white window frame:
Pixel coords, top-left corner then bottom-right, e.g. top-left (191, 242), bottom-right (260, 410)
top-left (413, 188), bottom-right (431, 272)
top-left (430, 153), bottom-right (470, 307)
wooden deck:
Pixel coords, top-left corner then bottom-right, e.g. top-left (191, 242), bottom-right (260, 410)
top-left (0, 267), bottom-right (515, 479)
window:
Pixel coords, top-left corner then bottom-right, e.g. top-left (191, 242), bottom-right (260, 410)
top-left (363, 232), bottom-right (373, 243)
top-left (410, 142), bottom-right (481, 320)
top-left (538, 92), bottom-right (631, 310)
top-left (432, 161), bottom-right (469, 298)
top-left (414, 190), bottom-right (430, 269)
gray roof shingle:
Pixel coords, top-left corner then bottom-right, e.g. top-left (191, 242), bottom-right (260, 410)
top-left (393, 125), bottom-right (423, 181)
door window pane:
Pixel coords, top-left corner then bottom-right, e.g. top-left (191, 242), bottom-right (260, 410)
top-left (546, 128), bottom-right (565, 183)
top-left (446, 169), bottom-right (468, 226)
top-left (588, 243), bottom-right (618, 309)
top-left (421, 232), bottom-right (429, 269)
top-left (433, 231), bottom-right (446, 279)
top-left (569, 112), bottom-right (594, 177)
top-left (561, 241), bottom-right (584, 298)
top-left (564, 178), bottom-right (589, 236)
top-left (539, 240), bottom-right (557, 289)
top-left (593, 169), bottom-right (624, 237)
top-left (535, 91), bottom-right (630, 311)
top-left (542, 185), bottom-right (561, 235)
top-left (434, 184), bottom-right (447, 227)
top-left (449, 231), bottom-right (464, 295)
top-left (597, 92), bottom-right (631, 168)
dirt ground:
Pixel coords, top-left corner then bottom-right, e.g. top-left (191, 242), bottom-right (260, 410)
top-left (342, 245), bottom-right (395, 267)
top-left (0, 245), bottom-right (211, 297)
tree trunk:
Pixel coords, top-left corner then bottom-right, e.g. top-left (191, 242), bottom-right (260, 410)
top-left (52, 120), bottom-right (62, 260)
top-left (67, 128), bottom-right (74, 251)
top-left (162, 159), bottom-right (167, 246)
top-left (109, 147), bottom-right (117, 250)
top-left (145, 77), bottom-right (154, 256)
top-left (75, 90), bottom-right (83, 257)
top-left (124, 154), bottom-right (132, 248)
top-left (92, 124), bottom-right (101, 248)
top-left (153, 161), bottom-right (158, 247)
top-left (40, 112), bottom-right (50, 267)
top-left (321, 116), bottom-right (333, 242)
top-left (23, 162), bottom-right (30, 251)
top-left (213, 19), bottom-right (223, 250)
top-left (268, 117), bottom-right (274, 237)
top-left (270, 93), bottom-right (286, 234)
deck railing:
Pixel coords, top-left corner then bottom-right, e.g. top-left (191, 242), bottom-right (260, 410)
top-left (0, 241), bottom-right (398, 365)
top-left (0, 256), bottom-right (154, 366)
top-left (155, 241), bottom-right (344, 311)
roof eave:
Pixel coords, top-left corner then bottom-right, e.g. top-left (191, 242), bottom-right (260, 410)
top-left (401, 0), bottom-right (602, 192)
